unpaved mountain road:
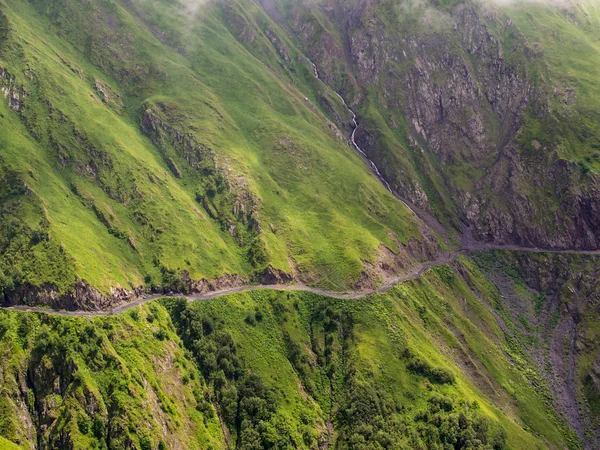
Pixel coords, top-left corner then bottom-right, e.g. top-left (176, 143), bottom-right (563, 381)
top-left (6, 62), bottom-right (600, 318)
top-left (5, 245), bottom-right (600, 317)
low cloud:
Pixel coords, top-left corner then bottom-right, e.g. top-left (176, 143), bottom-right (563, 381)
top-left (395, 0), bottom-right (456, 32)
top-left (479, 0), bottom-right (574, 7)
top-left (179, 0), bottom-right (213, 15)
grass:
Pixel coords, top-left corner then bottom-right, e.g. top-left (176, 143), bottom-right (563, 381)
top-left (0, 0), bottom-right (424, 300)
top-left (0, 437), bottom-right (21, 450)
top-left (2, 254), bottom-right (585, 448)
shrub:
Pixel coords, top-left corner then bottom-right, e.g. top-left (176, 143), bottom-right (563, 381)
top-left (407, 358), bottom-right (455, 385)
top-left (139, 436), bottom-right (152, 450)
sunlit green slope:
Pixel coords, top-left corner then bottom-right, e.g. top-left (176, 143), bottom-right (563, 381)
top-left (0, 0), bottom-right (426, 304)
top-left (0, 254), bottom-right (589, 449)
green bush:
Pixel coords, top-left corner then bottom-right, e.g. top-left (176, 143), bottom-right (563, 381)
top-left (407, 358), bottom-right (455, 385)
top-left (415, 396), bottom-right (507, 449)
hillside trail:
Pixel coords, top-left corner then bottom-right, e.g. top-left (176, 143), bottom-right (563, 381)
top-left (5, 63), bottom-right (600, 317)
top-left (5, 244), bottom-right (600, 317)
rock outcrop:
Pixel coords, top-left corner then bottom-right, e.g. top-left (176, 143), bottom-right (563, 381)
top-left (268, 0), bottom-right (600, 250)
top-left (3, 281), bottom-right (144, 312)
top-left (483, 251), bottom-right (600, 448)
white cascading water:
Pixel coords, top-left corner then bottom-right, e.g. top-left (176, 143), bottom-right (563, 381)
top-left (307, 59), bottom-right (393, 194)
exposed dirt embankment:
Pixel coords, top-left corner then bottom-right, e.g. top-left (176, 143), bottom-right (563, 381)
top-left (3, 282), bottom-right (142, 312)
top-left (2, 273), bottom-right (248, 312)
top-left (2, 230), bottom-right (445, 312)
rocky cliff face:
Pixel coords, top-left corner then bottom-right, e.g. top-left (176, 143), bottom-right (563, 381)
top-left (474, 152), bottom-right (600, 249)
top-left (268, 0), bottom-right (600, 250)
top-left (479, 251), bottom-right (600, 448)
top-left (3, 282), bottom-right (142, 311)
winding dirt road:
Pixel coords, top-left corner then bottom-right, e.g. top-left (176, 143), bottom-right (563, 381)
top-left (5, 245), bottom-right (600, 317)
top-left (5, 250), bottom-right (463, 317)
top-left (5, 63), bottom-right (600, 318)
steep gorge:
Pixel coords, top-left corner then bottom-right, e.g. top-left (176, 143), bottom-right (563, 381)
top-left (267, 0), bottom-right (600, 250)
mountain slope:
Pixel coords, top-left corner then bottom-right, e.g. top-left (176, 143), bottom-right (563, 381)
top-left (0, 0), bottom-right (436, 309)
top-left (265, 0), bottom-right (600, 249)
top-left (1, 0), bottom-right (600, 449)
top-left (1, 253), bottom-right (595, 449)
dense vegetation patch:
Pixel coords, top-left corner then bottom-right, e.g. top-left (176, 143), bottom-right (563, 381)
top-left (0, 255), bottom-right (589, 450)
top-left (0, 160), bottom-right (77, 300)
top-left (167, 298), bottom-right (300, 449)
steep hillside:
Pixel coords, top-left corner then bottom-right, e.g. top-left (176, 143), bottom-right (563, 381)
top-left (266, 0), bottom-right (600, 250)
top-left (1, 253), bottom-right (597, 449)
top-left (0, 0), bottom-right (436, 310)
top-left (1, 1), bottom-right (600, 449)
top-left (3, 0), bottom-right (600, 308)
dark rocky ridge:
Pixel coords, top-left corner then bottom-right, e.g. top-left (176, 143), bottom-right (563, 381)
top-left (266, 0), bottom-right (600, 250)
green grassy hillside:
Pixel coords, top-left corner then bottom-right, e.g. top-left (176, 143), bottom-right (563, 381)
top-left (0, 254), bottom-right (592, 449)
top-left (0, 0), bottom-right (430, 307)
top-left (1, 1), bottom-right (600, 449)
